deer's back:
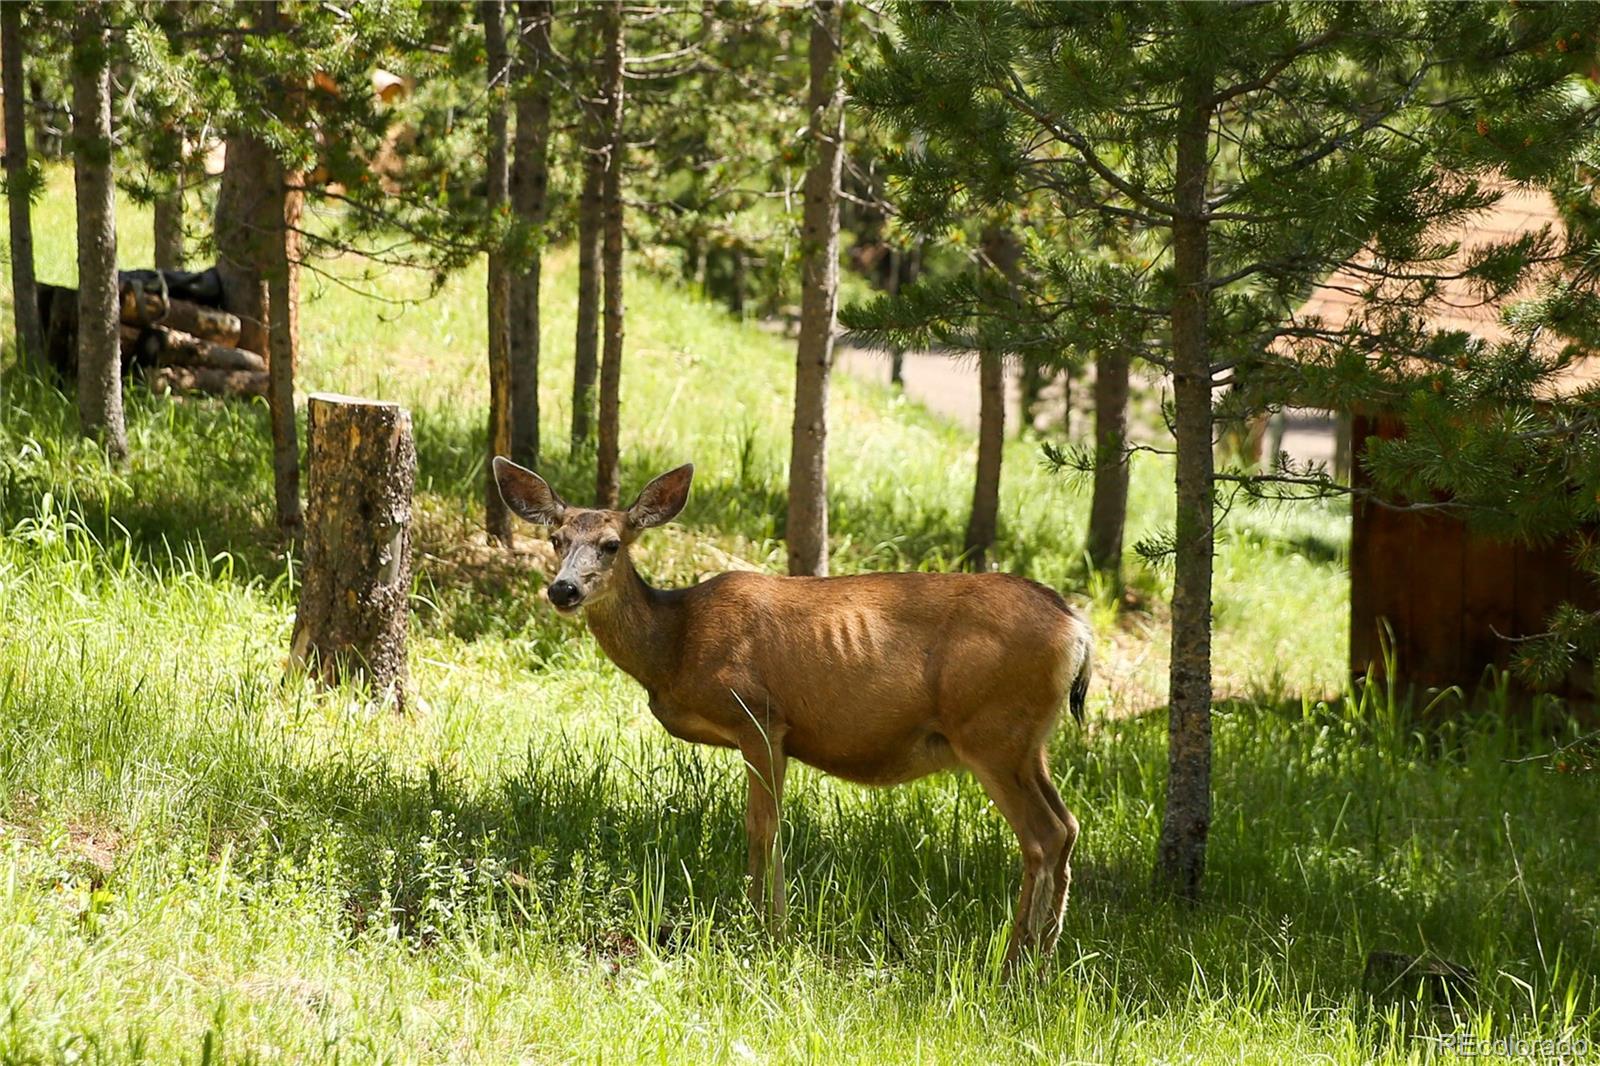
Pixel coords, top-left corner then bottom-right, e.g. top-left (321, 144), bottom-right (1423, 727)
top-left (665, 570), bottom-right (1089, 783)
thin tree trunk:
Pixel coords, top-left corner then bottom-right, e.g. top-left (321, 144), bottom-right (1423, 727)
top-left (594, 0), bottom-right (626, 508)
top-left (508, 0), bottom-right (552, 471)
top-left (570, 6), bottom-right (603, 454)
top-left (1019, 353), bottom-right (1045, 435)
top-left (1154, 73), bottom-right (1215, 902)
top-left (729, 245), bottom-right (745, 317)
top-left (72, 11), bottom-right (126, 462)
top-left (214, 132), bottom-right (274, 356)
top-left (964, 348), bottom-right (1005, 570)
top-left (886, 245), bottom-right (903, 386)
top-left (785, 0), bottom-right (844, 577)
top-left (151, 3), bottom-right (185, 272)
top-left (153, 189), bottom-right (184, 272)
top-left (571, 132), bottom-right (602, 450)
top-left (1086, 348), bottom-right (1131, 584)
top-left (482, 0), bottom-right (513, 541)
top-left (261, 0), bottom-right (302, 540)
top-left (266, 166), bottom-right (304, 540)
top-left (1333, 410), bottom-right (1352, 484)
top-left (2, 2), bottom-right (44, 371)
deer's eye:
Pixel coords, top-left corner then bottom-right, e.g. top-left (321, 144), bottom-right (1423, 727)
top-left (601, 540), bottom-right (621, 554)
top-left (551, 535), bottom-right (567, 552)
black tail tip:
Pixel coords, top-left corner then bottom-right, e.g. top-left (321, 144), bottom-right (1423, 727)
top-left (1069, 650), bottom-right (1091, 724)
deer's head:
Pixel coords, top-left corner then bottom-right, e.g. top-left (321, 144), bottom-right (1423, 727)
top-left (492, 458), bottom-right (694, 613)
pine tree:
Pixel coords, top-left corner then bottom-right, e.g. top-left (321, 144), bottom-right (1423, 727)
top-left (482, 0), bottom-right (514, 542)
top-left (508, 0), bottom-right (552, 472)
top-left (852, 1), bottom-right (1600, 898)
top-left (2, 1), bottom-right (44, 374)
top-left (786, 0), bottom-right (845, 576)
top-left (594, 0), bottom-right (626, 508)
top-left (71, 2), bottom-right (125, 463)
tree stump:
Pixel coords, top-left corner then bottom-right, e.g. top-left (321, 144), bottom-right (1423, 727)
top-left (290, 394), bottom-right (416, 710)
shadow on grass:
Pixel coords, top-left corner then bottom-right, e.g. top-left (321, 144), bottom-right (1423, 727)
top-left (199, 695), bottom-right (1595, 1025)
top-left (2, 369), bottom-right (1059, 639)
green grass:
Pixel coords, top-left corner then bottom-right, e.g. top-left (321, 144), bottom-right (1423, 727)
top-left (0, 170), bottom-right (1594, 1064)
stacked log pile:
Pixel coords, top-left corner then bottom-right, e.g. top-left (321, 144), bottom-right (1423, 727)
top-left (37, 266), bottom-right (268, 398)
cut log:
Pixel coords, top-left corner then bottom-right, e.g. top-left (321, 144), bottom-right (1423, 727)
top-left (121, 323), bottom-right (265, 373)
top-left (160, 298), bottom-right (242, 346)
top-left (147, 365), bottom-right (269, 399)
top-left (289, 394), bottom-right (416, 710)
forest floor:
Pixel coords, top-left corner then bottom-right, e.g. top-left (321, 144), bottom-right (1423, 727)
top-left (0, 173), bottom-right (1594, 1063)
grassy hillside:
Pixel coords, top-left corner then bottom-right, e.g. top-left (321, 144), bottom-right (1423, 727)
top-left (0, 173), bottom-right (1594, 1063)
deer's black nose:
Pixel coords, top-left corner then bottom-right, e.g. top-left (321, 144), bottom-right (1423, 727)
top-left (548, 579), bottom-right (581, 608)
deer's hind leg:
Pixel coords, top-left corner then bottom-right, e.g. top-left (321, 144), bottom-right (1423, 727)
top-left (1033, 751), bottom-right (1079, 954)
top-left (955, 736), bottom-right (1071, 970)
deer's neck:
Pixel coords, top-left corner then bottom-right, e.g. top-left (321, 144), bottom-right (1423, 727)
top-left (583, 556), bottom-right (684, 694)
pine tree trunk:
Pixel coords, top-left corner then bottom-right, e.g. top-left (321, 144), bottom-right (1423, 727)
top-left (153, 193), bottom-right (183, 272)
top-left (214, 132), bottom-right (274, 356)
top-left (571, 134), bottom-right (602, 450)
top-left (151, 3), bottom-right (185, 272)
top-left (1333, 410), bottom-right (1352, 484)
top-left (729, 246), bottom-right (746, 317)
top-left (1086, 348), bottom-right (1131, 583)
top-left (1019, 353), bottom-right (1045, 435)
top-left (964, 347), bottom-right (1005, 570)
top-left (482, 0), bottom-right (513, 541)
top-left (785, 0), bottom-right (844, 577)
top-left (266, 164), bottom-right (304, 539)
top-left (508, 0), bottom-right (552, 471)
top-left (290, 394), bottom-right (415, 711)
top-left (2, 2), bottom-right (44, 370)
top-left (594, 0), bottom-right (626, 508)
top-left (72, 12), bottom-right (126, 463)
top-left (1154, 73), bottom-right (1215, 902)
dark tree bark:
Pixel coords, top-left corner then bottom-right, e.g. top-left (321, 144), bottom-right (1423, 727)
top-left (71, 11), bottom-right (126, 462)
top-left (785, 0), bottom-right (844, 576)
top-left (214, 132), bottom-right (275, 356)
top-left (1019, 354), bottom-right (1046, 435)
top-left (964, 347), bottom-right (1005, 570)
top-left (729, 245), bottom-right (746, 317)
top-left (571, 131), bottom-right (602, 450)
top-left (1086, 348), bottom-right (1131, 584)
top-left (153, 173), bottom-right (184, 272)
top-left (266, 164), bottom-right (304, 539)
top-left (594, 0), bottom-right (626, 508)
top-left (1154, 74), bottom-right (1215, 902)
top-left (290, 394), bottom-right (415, 711)
top-left (482, 0), bottom-right (513, 541)
top-left (964, 227), bottom-right (1021, 571)
top-left (509, 0), bottom-right (552, 471)
top-left (2, 2), bottom-right (44, 370)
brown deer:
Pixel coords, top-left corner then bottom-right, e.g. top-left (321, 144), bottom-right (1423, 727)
top-left (493, 457), bottom-right (1093, 965)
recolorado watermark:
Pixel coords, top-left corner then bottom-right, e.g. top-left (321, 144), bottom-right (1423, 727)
top-left (1438, 1033), bottom-right (1592, 1060)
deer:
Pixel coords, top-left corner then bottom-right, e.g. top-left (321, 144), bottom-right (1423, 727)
top-left (492, 457), bottom-right (1094, 967)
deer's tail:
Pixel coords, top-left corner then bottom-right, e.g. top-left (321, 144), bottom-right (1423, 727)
top-left (1069, 632), bottom-right (1092, 725)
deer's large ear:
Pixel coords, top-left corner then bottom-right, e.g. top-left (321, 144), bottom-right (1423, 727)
top-left (493, 457), bottom-right (567, 525)
top-left (627, 464), bottom-right (694, 530)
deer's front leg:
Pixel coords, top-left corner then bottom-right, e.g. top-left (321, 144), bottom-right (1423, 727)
top-left (740, 732), bottom-right (787, 925)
